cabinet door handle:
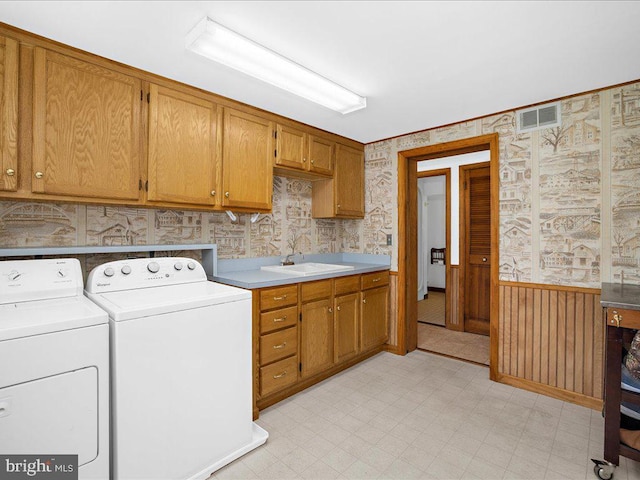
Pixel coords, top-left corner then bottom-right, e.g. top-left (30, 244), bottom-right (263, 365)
top-left (273, 295), bottom-right (287, 301)
top-left (225, 192), bottom-right (230, 198)
top-left (273, 316), bottom-right (287, 322)
top-left (273, 342), bottom-right (287, 349)
top-left (363, 298), bottom-right (367, 304)
top-left (303, 157), bottom-right (306, 163)
top-left (210, 190), bottom-right (216, 196)
top-left (5, 168), bottom-right (15, 176)
top-left (337, 306), bottom-right (341, 311)
top-left (311, 159), bottom-right (314, 164)
top-left (328, 307), bottom-right (333, 313)
top-left (34, 171), bottom-right (44, 179)
top-left (273, 371), bottom-right (287, 379)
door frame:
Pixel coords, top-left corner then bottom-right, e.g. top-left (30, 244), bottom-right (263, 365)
top-left (416, 169), bottom-right (452, 329)
top-left (397, 133), bottom-right (499, 380)
top-left (459, 161), bottom-right (491, 335)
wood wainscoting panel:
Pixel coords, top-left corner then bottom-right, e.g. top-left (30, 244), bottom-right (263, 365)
top-left (499, 281), bottom-right (603, 404)
top-left (448, 265), bottom-right (460, 329)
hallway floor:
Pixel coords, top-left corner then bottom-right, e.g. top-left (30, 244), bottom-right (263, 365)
top-left (417, 323), bottom-right (490, 366)
top-left (210, 351), bottom-right (640, 480)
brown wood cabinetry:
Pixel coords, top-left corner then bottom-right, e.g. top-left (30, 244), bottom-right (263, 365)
top-left (0, 36), bottom-right (18, 192)
top-left (274, 124), bottom-right (334, 178)
top-left (300, 280), bottom-right (334, 378)
top-left (32, 48), bottom-right (142, 201)
top-left (360, 271), bottom-right (389, 351)
top-left (222, 108), bottom-right (273, 211)
top-left (252, 271), bottom-right (388, 414)
top-left (147, 84), bottom-right (220, 207)
top-left (312, 143), bottom-right (364, 218)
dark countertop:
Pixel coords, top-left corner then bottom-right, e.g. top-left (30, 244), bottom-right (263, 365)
top-left (601, 282), bottom-right (640, 311)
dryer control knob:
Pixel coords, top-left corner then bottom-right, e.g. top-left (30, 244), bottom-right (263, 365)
top-left (104, 267), bottom-right (115, 277)
top-left (8, 270), bottom-right (21, 281)
top-left (174, 262), bottom-right (183, 271)
top-left (121, 265), bottom-right (132, 275)
top-left (147, 262), bottom-right (160, 274)
top-left (187, 262), bottom-right (196, 270)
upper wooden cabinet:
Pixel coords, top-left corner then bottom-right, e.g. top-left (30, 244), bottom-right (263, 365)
top-left (222, 108), bottom-right (273, 211)
top-left (32, 48), bottom-right (142, 201)
top-left (0, 36), bottom-right (18, 192)
top-left (312, 143), bottom-right (364, 218)
top-left (274, 124), bottom-right (334, 177)
top-left (147, 84), bottom-right (219, 207)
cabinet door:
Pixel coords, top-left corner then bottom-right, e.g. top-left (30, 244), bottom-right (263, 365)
top-left (335, 143), bottom-right (364, 217)
top-left (222, 108), bottom-right (273, 210)
top-left (275, 124), bottom-right (305, 170)
top-left (300, 298), bottom-right (334, 378)
top-left (147, 84), bottom-right (218, 206)
top-left (307, 135), bottom-right (334, 176)
top-left (335, 293), bottom-right (359, 363)
top-left (0, 36), bottom-right (17, 192)
top-left (361, 286), bottom-right (388, 351)
top-left (32, 48), bottom-right (141, 200)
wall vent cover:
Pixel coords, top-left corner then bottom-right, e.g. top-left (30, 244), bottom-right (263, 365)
top-left (516, 101), bottom-right (561, 133)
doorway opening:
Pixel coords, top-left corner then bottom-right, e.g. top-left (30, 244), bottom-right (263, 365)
top-left (397, 133), bottom-right (499, 379)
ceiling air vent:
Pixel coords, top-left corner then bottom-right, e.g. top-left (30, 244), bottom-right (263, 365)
top-left (516, 102), bottom-right (561, 133)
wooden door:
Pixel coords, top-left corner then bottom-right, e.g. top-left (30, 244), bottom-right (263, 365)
top-left (463, 165), bottom-right (491, 335)
top-left (147, 84), bottom-right (218, 206)
top-left (307, 135), bottom-right (334, 176)
top-left (0, 36), bottom-right (18, 192)
top-left (300, 298), bottom-right (334, 378)
top-left (275, 124), bottom-right (305, 170)
top-left (361, 286), bottom-right (389, 350)
top-left (335, 143), bottom-right (364, 217)
top-left (222, 108), bottom-right (273, 210)
top-left (335, 293), bottom-right (359, 363)
top-left (32, 48), bottom-right (141, 200)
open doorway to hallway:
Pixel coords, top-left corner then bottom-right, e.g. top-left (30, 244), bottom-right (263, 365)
top-left (415, 151), bottom-right (491, 366)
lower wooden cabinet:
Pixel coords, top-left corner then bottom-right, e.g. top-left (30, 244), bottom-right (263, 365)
top-left (252, 271), bottom-right (389, 414)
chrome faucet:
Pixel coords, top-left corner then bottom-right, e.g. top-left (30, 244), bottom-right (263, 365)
top-left (282, 252), bottom-right (303, 266)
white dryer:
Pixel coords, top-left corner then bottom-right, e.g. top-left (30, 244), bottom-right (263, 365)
top-left (85, 257), bottom-right (268, 480)
top-left (0, 258), bottom-right (109, 479)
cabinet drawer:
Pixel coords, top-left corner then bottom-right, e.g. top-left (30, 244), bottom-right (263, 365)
top-left (361, 271), bottom-right (389, 290)
top-left (335, 275), bottom-right (360, 296)
top-left (608, 308), bottom-right (640, 329)
top-left (260, 327), bottom-right (297, 365)
top-left (260, 285), bottom-right (298, 310)
top-left (260, 356), bottom-right (298, 397)
top-left (301, 279), bottom-right (332, 302)
top-left (260, 305), bottom-right (298, 334)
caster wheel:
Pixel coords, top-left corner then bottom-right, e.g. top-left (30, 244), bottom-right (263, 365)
top-left (594, 464), bottom-right (614, 480)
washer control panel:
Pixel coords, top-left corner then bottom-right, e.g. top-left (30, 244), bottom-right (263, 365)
top-left (0, 258), bottom-right (83, 304)
top-left (85, 257), bottom-right (206, 293)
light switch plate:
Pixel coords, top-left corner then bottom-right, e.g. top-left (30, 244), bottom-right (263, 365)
top-left (386, 234), bottom-right (392, 246)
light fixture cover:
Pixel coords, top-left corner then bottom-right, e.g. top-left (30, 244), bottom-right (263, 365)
top-left (185, 17), bottom-right (366, 114)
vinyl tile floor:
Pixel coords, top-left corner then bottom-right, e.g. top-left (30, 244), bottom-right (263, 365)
top-left (210, 351), bottom-right (640, 480)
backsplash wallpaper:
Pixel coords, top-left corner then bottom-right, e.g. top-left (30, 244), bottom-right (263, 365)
top-left (1, 81), bottom-right (639, 287)
top-left (361, 81), bottom-right (640, 288)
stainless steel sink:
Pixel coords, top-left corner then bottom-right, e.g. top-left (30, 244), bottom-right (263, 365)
top-left (260, 262), bottom-right (355, 276)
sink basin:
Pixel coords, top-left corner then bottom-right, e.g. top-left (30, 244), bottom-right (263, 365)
top-left (260, 262), bottom-right (355, 276)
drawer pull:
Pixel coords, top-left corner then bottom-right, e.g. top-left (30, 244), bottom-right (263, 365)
top-left (372, 278), bottom-right (380, 282)
top-left (273, 316), bottom-right (287, 322)
top-left (273, 371), bottom-right (287, 379)
top-left (613, 312), bottom-right (622, 327)
top-left (273, 295), bottom-right (287, 301)
top-left (273, 342), bottom-right (287, 349)
top-left (363, 298), bottom-right (367, 304)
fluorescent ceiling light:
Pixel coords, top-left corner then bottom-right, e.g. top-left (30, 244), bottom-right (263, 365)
top-left (185, 17), bottom-right (366, 114)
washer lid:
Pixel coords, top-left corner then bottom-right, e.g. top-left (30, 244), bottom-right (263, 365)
top-left (0, 296), bottom-right (108, 341)
top-left (85, 280), bottom-right (251, 321)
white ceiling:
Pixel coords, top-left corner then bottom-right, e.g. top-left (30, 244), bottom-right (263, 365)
top-left (1, 1), bottom-right (639, 144)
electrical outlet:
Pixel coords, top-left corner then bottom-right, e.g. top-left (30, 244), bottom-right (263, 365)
top-left (386, 234), bottom-right (392, 246)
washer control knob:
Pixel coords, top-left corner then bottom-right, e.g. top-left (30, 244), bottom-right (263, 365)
top-left (121, 265), bottom-right (132, 275)
top-left (104, 267), bottom-right (115, 277)
top-left (8, 270), bottom-right (21, 281)
top-left (147, 262), bottom-right (160, 274)
top-left (57, 269), bottom-right (67, 278)
top-left (187, 262), bottom-right (196, 270)
top-left (174, 262), bottom-right (183, 271)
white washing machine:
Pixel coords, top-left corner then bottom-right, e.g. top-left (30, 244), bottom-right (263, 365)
top-left (0, 258), bottom-right (109, 479)
top-left (85, 257), bottom-right (268, 480)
